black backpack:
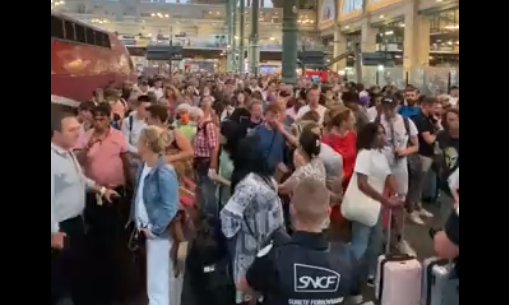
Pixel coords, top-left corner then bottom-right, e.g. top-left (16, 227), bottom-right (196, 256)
top-left (186, 213), bottom-right (236, 305)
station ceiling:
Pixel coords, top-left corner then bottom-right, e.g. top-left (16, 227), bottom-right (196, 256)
top-left (191, 0), bottom-right (317, 9)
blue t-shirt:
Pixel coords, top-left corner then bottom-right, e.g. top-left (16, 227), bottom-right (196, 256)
top-left (254, 124), bottom-right (285, 173)
top-left (399, 105), bottom-right (419, 119)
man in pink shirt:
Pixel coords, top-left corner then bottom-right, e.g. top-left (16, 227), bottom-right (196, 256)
top-left (76, 103), bottom-right (131, 188)
top-left (74, 103), bottom-right (137, 303)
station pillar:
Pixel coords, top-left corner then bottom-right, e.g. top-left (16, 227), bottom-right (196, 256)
top-left (360, 19), bottom-right (378, 52)
top-left (232, 0), bottom-right (238, 72)
top-left (249, 0), bottom-right (260, 76)
top-left (239, 0), bottom-right (246, 73)
top-left (333, 28), bottom-right (347, 72)
top-left (226, 0), bottom-right (235, 72)
top-left (281, 0), bottom-right (298, 84)
top-left (403, 3), bottom-right (430, 79)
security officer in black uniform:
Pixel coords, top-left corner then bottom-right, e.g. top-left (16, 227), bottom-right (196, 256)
top-left (434, 205), bottom-right (459, 275)
top-left (239, 177), bottom-right (358, 305)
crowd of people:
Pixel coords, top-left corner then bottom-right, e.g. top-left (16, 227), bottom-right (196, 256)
top-left (51, 72), bottom-right (459, 305)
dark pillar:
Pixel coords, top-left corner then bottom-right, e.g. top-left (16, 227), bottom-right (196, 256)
top-left (249, 0), bottom-right (260, 76)
top-left (239, 0), bottom-right (246, 73)
top-left (282, 0), bottom-right (298, 84)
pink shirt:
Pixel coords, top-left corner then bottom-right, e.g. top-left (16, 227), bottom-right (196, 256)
top-left (77, 128), bottom-right (128, 187)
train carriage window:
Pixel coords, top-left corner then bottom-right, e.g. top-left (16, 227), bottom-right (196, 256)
top-left (51, 16), bottom-right (64, 39)
top-left (86, 28), bottom-right (96, 45)
top-left (64, 20), bottom-right (75, 41)
top-left (104, 34), bottom-right (111, 48)
top-left (96, 32), bottom-right (104, 46)
top-left (75, 24), bottom-right (86, 43)
top-left (97, 32), bottom-right (111, 48)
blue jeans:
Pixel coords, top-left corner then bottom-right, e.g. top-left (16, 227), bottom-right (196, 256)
top-left (195, 171), bottom-right (218, 216)
top-left (350, 213), bottom-right (384, 279)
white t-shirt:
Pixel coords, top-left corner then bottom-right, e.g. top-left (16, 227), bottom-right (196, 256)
top-left (354, 149), bottom-right (392, 194)
top-left (149, 87), bottom-right (164, 100)
top-left (367, 107), bottom-right (378, 122)
top-left (319, 143), bottom-right (343, 179)
top-left (135, 164), bottom-right (152, 229)
top-left (295, 104), bottom-right (328, 125)
top-left (121, 112), bottom-right (147, 153)
top-left (379, 114), bottom-right (418, 168)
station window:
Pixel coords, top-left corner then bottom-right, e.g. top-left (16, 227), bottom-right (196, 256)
top-left (75, 24), bottom-right (86, 43)
top-left (64, 20), bottom-right (75, 41)
top-left (51, 15), bottom-right (64, 39)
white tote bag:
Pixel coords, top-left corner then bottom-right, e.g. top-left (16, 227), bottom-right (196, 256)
top-left (341, 173), bottom-right (384, 227)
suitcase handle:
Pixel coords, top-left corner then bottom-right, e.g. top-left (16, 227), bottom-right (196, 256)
top-left (386, 253), bottom-right (414, 261)
top-left (384, 207), bottom-right (408, 255)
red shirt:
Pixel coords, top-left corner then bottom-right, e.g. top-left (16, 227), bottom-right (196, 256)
top-left (322, 131), bottom-right (357, 189)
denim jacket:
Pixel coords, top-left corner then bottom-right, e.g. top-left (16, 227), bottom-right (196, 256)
top-left (130, 156), bottom-right (179, 237)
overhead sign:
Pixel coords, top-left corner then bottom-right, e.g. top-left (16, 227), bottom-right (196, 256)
top-left (361, 52), bottom-right (395, 66)
top-left (298, 51), bottom-right (326, 66)
top-left (146, 45), bottom-right (183, 61)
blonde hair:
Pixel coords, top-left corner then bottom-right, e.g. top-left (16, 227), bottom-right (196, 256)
top-left (140, 125), bottom-right (171, 154)
top-left (291, 177), bottom-right (330, 225)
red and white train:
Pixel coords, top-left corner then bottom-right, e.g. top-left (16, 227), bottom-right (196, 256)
top-left (51, 11), bottom-right (136, 106)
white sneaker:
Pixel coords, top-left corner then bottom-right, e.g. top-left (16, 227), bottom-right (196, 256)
top-left (419, 208), bottom-right (434, 218)
top-left (397, 239), bottom-right (417, 257)
top-left (409, 211), bottom-right (425, 225)
top-left (349, 295), bottom-right (364, 304)
top-left (366, 276), bottom-right (375, 287)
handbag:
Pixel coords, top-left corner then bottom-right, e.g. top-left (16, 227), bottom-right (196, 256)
top-left (341, 172), bottom-right (383, 227)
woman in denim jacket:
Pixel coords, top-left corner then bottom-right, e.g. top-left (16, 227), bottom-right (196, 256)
top-left (131, 125), bottom-right (179, 305)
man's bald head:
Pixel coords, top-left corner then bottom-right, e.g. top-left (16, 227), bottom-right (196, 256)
top-left (290, 178), bottom-right (330, 226)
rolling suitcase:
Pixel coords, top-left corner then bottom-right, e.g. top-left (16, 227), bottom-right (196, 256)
top-left (375, 208), bottom-right (422, 305)
top-left (421, 258), bottom-right (459, 305)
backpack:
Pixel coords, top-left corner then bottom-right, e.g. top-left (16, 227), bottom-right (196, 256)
top-left (128, 115), bottom-right (135, 145)
top-left (375, 114), bottom-right (421, 174)
top-left (186, 212), bottom-right (235, 305)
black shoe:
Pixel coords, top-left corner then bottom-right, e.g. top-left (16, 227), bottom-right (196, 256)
top-left (429, 228), bottom-right (438, 239)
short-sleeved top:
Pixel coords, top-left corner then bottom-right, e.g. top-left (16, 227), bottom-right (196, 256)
top-left (292, 157), bottom-right (327, 185)
top-left (254, 124), bottom-right (285, 173)
top-left (354, 149), bottom-right (391, 194)
top-left (379, 114), bottom-right (418, 168)
top-left (77, 128), bottom-right (128, 187)
top-left (412, 110), bottom-right (437, 157)
top-left (246, 232), bottom-right (358, 304)
top-left (319, 143), bottom-right (343, 179)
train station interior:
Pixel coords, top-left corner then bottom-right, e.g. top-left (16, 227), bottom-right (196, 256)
top-left (52, 0), bottom-right (459, 91)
